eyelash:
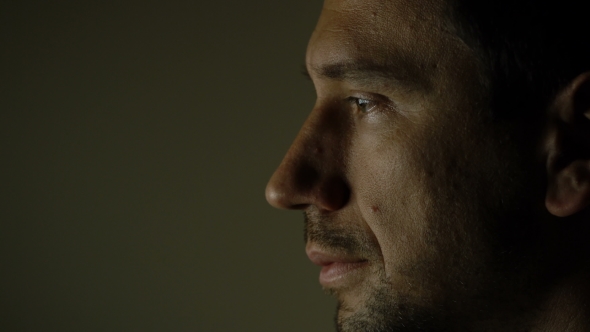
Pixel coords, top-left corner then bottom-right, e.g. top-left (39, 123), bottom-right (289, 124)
top-left (346, 96), bottom-right (378, 114)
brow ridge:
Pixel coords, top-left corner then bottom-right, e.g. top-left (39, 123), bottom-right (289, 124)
top-left (307, 59), bottom-right (429, 91)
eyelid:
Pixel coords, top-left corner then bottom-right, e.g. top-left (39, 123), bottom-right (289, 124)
top-left (345, 93), bottom-right (393, 114)
top-left (346, 96), bottom-right (376, 113)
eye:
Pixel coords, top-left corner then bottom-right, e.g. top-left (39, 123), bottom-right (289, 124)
top-left (347, 97), bottom-right (377, 114)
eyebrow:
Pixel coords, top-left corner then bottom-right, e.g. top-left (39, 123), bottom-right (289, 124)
top-left (304, 59), bottom-right (430, 92)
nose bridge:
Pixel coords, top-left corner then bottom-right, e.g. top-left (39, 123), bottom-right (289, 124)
top-left (265, 103), bottom-right (351, 211)
top-left (292, 104), bottom-right (346, 173)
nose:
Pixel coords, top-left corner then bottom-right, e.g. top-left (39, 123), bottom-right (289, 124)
top-left (265, 103), bottom-right (350, 212)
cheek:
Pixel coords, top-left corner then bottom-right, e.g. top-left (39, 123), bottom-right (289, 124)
top-left (349, 125), bottom-right (437, 272)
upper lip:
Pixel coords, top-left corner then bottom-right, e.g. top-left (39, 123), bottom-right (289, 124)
top-left (305, 244), bottom-right (367, 266)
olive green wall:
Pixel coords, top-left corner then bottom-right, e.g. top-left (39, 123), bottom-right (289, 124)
top-left (1, 1), bottom-right (335, 331)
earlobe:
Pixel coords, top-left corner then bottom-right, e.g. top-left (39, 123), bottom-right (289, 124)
top-left (546, 161), bottom-right (590, 217)
top-left (545, 72), bottom-right (590, 217)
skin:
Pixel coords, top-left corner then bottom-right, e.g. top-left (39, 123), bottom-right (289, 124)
top-left (266, 0), bottom-right (590, 330)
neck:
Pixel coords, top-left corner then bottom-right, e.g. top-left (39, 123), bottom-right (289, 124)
top-left (530, 266), bottom-right (590, 331)
top-left (530, 215), bottom-right (590, 332)
top-left (470, 217), bottom-right (590, 332)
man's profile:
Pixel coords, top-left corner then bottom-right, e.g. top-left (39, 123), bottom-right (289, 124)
top-left (265, 0), bottom-right (590, 331)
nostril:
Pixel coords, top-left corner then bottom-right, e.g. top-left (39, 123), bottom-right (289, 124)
top-left (316, 175), bottom-right (350, 212)
top-left (266, 160), bottom-right (350, 211)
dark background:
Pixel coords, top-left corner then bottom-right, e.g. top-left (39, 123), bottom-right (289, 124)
top-left (1, 1), bottom-right (335, 331)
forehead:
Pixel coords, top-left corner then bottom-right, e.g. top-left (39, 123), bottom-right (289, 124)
top-left (307, 0), bottom-right (465, 86)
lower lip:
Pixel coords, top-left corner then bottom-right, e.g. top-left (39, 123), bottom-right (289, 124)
top-left (319, 261), bottom-right (368, 286)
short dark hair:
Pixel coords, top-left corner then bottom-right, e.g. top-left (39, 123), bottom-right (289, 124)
top-left (450, 1), bottom-right (590, 118)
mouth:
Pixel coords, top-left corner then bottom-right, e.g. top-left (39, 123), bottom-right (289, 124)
top-left (306, 245), bottom-right (369, 288)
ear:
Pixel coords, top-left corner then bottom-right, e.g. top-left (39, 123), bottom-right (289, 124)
top-left (545, 72), bottom-right (590, 217)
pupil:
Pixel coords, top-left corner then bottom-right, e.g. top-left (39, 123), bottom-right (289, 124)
top-left (358, 99), bottom-right (369, 112)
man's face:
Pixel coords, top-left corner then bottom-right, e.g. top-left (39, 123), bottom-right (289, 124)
top-left (267, 0), bottom-right (545, 330)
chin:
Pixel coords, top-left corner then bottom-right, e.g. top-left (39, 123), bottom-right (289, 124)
top-left (335, 294), bottom-right (448, 332)
top-left (332, 273), bottom-right (451, 332)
